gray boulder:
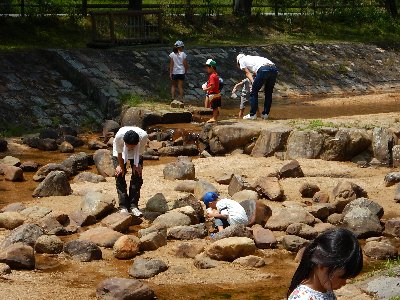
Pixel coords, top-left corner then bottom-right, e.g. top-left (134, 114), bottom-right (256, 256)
top-left (93, 149), bottom-right (114, 177)
top-left (342, 207), bottom-right (383, 238)
top-left (331, 181), bottom-right (367, 213)
top-left (68, 210), bottom-right (96, 227)
top-left (80, 191), bottom-right (115, 219)
top-left (145, 193), bottom-right (169, 214)
top-left (158, 145), bottom-right (198, 157)
top-left (33, 163), bottom-right (71, 182)
top-left (228, 175), bottom-right (247, 196)
top-left (88, 140), bottom-right (108, 150)
top-left (253, 176), bottom-right (284, 201)
top-left (342, 198), bottom-right (384, 219)
top-left (101, 212), bottom-right (134, 233)
top-left (282, 235), bottom-right (309, 252)
top-left (363, 276), bottom-right (400, 300)
top-left (0, 243), bottom-right (35, 270)
top-left (251, 126), bottom-right (292, 157)
top-left (266, 207), bottom-right (315, 231)
top-left (163, 156), bottom-right (195, 180)
top-left (139, 231), bottom-right (167, 251)
top-left (129, 258), bottom-right (168, 279)
top-left (73, 172), bottom-right (106, 183)
top-left (211, 224), bottom-right (251, 241)
top-left (64, 240), bottom-right (102, 262)
top-left (211, 124), bottom-right (260, 153)
top-left (61, 152), bottom-right (91, 176)
top-left (172, 194), bottom-right (205, 222)
top-left (286, 130), bottom-right (324, 159)
top-left (364, 240), bottom-right (398, 259)
top-left (167, 224), bottom-right (206, 240)
top-left (32, 171), bottom-right (72, 197)
top-left (372, 127), bottom-right (394, 166)
top-left (172, 242), bottom-right (205, 258)
top-left (102, 120), bottom-right (120, 136)
top-left (0, 223), bottom-right (44, 249)
top-left (152, 211), bottom-right (191, 229)
top-left (96, 278), bottom-right (155, 300)
top-left (194, 180), bottom-right (218, 200)
top-left (194, 253), bottom-right (219, 269)
top-left (384, 218), bottom-right (400, 237)
top-left (205, 237), bottom-right (256, 262)
top-left (286, 223), bottom-right (318, 239)
top-left (384, 172), bottom-right (400, 187)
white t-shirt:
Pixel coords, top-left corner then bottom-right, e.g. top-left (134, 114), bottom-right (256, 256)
top-left (216, 198), bottom-right (248, 225)
top-left (238, 55), bottom-right (274, 74)
top-left (169, 51), bottom-right (187, 75)
top-left (288, 285), bottom-right (336, 300)
top-left (112, 126), bottom-right (148, 167)
top-left (241, 78), bottom-right (251, 94)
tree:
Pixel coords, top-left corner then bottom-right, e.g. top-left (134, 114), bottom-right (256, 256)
top-left (233, 0), bottom-right (253, 16)
top-left (384, 0), bottom-right (398, 17)
top-left (128, 0), bottom-right (142, 10)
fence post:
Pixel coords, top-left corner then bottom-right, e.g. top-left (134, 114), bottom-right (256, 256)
top-left (82, 0), bottom-right (87, 16)
top-left (274, 1), bottom-right (278, 16)
top-left (21, 0), bottom-right (25, 16)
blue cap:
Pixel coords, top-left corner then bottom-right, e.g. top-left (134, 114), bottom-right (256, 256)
top-left (203, 192), bottom-right (218, 206)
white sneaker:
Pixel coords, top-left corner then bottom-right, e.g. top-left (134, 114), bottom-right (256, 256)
top-left (119, 208), bottom-right (129, 214)
top-left (130, 207), bottom-right (143, 217)
top-left (261, 113), bottom-right (269, 120)
top-left (243, 114), bottom-right (257, 120)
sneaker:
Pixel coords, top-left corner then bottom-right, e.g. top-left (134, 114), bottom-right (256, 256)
top-left (130, 206), bottom-right (143, 217)
top-left (119, 207), bottom-right (129, 214)
top-left (210, 233), bottom-right (217, 238)
top-left (243, 114), bottom-right (257, 120)
top-left (261, 113), bottom-right (269, 120)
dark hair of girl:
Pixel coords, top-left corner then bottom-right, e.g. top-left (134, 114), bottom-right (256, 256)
top-left (287, 228), bottom-right (363, 297)
top-left (173, 46), bottom-right (178, 54)
top-left (123, 130), bottom-right (139, 145)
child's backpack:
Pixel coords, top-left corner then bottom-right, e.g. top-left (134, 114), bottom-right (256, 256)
top-left (219, 77), bottom-right (224, 91)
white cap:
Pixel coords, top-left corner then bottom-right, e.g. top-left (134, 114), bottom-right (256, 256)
top-left (174, 40), bottom-right (184, 47)
top-left (236, 53), bottom-right (245, 63)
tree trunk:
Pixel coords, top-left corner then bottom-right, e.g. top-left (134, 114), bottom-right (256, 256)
top-left (384, 0), bottom-right (398, 18)
top-left (234, 0), bottom-right (253, 16)
top-left (128, 0), bottom-right (142, 11)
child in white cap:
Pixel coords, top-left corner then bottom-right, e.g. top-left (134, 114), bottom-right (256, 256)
top-left (169, 40), bottom-right (189, 101)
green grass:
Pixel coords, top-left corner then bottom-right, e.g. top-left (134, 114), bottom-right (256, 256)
top-left (306, 119), bottom-right (337, 129)
top-left (0, 124), bottom-right (36, 137)
top-left (390, 297), bottom-right (400, 300)
top-left (383, 256), bottom-right (400, 277)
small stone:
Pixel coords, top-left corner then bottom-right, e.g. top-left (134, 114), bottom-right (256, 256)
top-left (215, 173), bottom-right (234, 185)
top-left (68, 211), bottom-right (96, 227)
top-left (286, 223), bottom-right (318, 239)
top-left (170, 100), bottom-right (185, 108)
top-left (79, 226), bottom-right (123, 248)
top-left (35, 235), bottom-right (63, 254)
top-left (59, 141), bottom-right (74, 153)
top-left (0, 203), bottom-right (26, 213)
top-left (252, 225), bottom-right (277, 249)
top-left (384, 218), bottom-right (400, 237)
top-left (282, 235), bottom-right (309, 252)
top-left (113, 235), bottom-right (140, 259)
top-left (174, 180), bottom-right (197, 193)
top-left (194, 253), bottom-right (219, 269)
top-left (212, 224), bottom-right (251, 241)
top-left (101, 212), bottom-right (134, 233)
top-left (233, 255), bottom-right (266, 268)
top-left (20, 161), bottom-right (39, 172)
top-left (0, 263), bottom-right (11, 275)
top-left (1, 156), bottom-right (20, 167)
top-left (307, 203), bottom-right (331, 220)
top-left (327, 213), bottom-right (343, 225)
top-left (253, 176), bottom-right (284, 201)
top-left (312, 191), bottom-right (330, 203)
top-left (172, 242), bottom-right (205, 258)
top-left (139, 232), bottom-right (167, 251)
top-left (228, 175), bottom-right (246, 196)
top-left (279, 160), bottom-right (304, 178)
top-left (0, 223), bottom-right (44, 249)
top-left (200, 150), bottom-right (212, 158)
top-left (96, 278), bottom-right (155, 300)
top-left (73, 172), bottom-right (106, 183)
top-left (88, 140), bottom-right (108, 150)
top-left (129, 258), bottom-right (168, 279)
top-left (299, 183), bottom-right (320, 198)
top-left (0, 243), bottom-right (35, 270)
top-left (3, 166), bottom-right (24, 182)
top-left (205, 237), bottom-right (256, 261)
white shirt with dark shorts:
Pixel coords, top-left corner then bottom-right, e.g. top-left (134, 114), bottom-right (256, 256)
top-left (169, 51), bottom-right (187, 81)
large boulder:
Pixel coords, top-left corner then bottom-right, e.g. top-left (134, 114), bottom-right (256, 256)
top-left (3, 166), bottom-right (24, 182)
top-left (205, 237), bottom-right (256, 261)
top-left (211, 224), bottom-right (251, 241)
top-left (266, 207), bottom-right (315, 231)
top-left (39, 128), bottom-right (59, 140)
top-left (68, 211), bottom-right (97, 227)
top-left (79, 226), bottom-right (123, 248)
top-left (34, 235), bottom-right (64, 254)
top-left (129, 258), bottom-right (168, 279)
top-left (320, 130), bottom-right (349, 161)
top-left (73, 172), bottom-right (106, 183)
top-left (363, 276), bottom-right (400, 300)
top-left (342, 207), bottom-right (383, 238)
top-left (172, 194), bottom-right (205, 222)
top-left (240, 200), bottom-right (272, 226)
top-left (251, 126), bottom-right (292, 157)
top-left (32, 171), bottom-right (72, 197)
top-left (0, 202), bottom-right (26, 213)
top-left (228, 175), bottom-right (247, 196)
top-left (253, 176), bottom-right (284, 201)
top-left (194, 180), bottom-right (218, 200)
top-left (139, 232), bottom-right (167, 251)
top-left (331, 181), bottom-right (367, 213)
top-left (211, 124), bottom-right (260, 153)
top-left (0, 156), bottom-right (20, 167)
top-left (0, 223), bottom-right (44, 249)
top-left (113, 235), bottom-right (140, 259)
top-left (232, 190), bottom-right (259, 202)
top-left (20, 206), bottom-right (52, 221)
top-left (307, 203), bottom-right (332, 220)
top-left (93, 149), bottom-right (114, 177)
top-left (344, 128), bottom-right (371, 159)
top-left (152, 211), bottom-right (191, 229)
top-left (0, 212), bottom-right (26, 229)
top-left (167, 224), bottom-right (206, 240)
top-left (279, 160), bottom-right (304, 178)
top-left (102, 120), bottom-right (120, 136)
top-left (64, 240), bottom-right (102, 262)
top-left (61, 152), bottom-right (91, 175)
top-left (384, 218), bottom-right (400, 237)
top-left (342, 198), bottom-right (384, 219)
top-left (233, 255), bottom-right (266, 268)
top-left (0, 243), bottom-right (35, 270)
top-left (282, 235), bottom-right (309, 252)
top-left (372, 127), bottom-right (394, 166)
top-left (96, 278), bottom-right (155, 300)
top-left (158, 145), bottom-right (199, 157)
top-left (286, 130), bottom-right (324, 159)
top-left (101, 212), bottom-right (134, 233)
top-left (80, 191), bottom-right (115, 219)
top-left (364, 240), bottom-right (398, 260)
top-left (33, 163), bottom-right (71, 182)
top-left (252, 225), bottom-right (277, 249)
top-left (163, 157), bottom-right (195, 181)
top-left (37, 138), bottom-right (59, 151)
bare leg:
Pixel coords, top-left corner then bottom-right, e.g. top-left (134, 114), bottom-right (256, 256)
top-left (204, 96), bottom-right (210, 108)
top-left (217, 226), bottom-right (224, 232)
top-left (177, 80), bottom-right (184, 101)
top-left (239, 108), bottom-right (245, 118)
top-left (171, 80), bottom-right (176, 100)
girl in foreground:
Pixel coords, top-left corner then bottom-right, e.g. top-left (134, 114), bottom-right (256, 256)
top-left (288, 228), bottom-right (363, 300)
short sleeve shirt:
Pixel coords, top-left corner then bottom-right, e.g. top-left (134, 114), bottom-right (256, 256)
top-left (238, 55), bottom-right (274, 74)
top-left (216, 198), bottom-right (248, 225)
top-left (169, 52), bottom-right (187, 75)
top-left (241, 78), bottom-right (251, 94)
top-left (288, 285), bottom-right (337, 300)
top-left (112, 126), bottom-right (148, 166)
top-left (207, 73), bottom-right (220, 94)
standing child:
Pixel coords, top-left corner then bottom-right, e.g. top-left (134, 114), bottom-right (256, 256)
top-left (232, 77), bottom-right (258, 119)
top-left (169, 40), bottom-right (189, 101)
top-left (288, 228), bottom-right (363, 300)
top-left (203, 59), bottom-right (221, 123)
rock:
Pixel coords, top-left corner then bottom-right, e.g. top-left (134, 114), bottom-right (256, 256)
top-left (59, 125), bottom-right (78, 137)
top-left (68, 211), bottom-right (97, 227)
top-left (20, 161), bottom-right (39, 172)
top-left (145, 193), bottom-right (169, 214)
top-left (327, 213), bottom-right (343, 225)
top-left (96, 278), bottom-right (155, 300)
top-left (279, 160), bottom-right (304, 178)
top-left (211, 224), bottom-right (251, 241)
top-left (286, 223), bottom-right (318, 239)
top-left (129, 258), bottom-right (168, 279)
top-left (363, 276), bottom-right (400, 300)
top-left (172, 242), bottom-right (205, 258)
top-left (200, 150), bottom-right (212, 158)
top-left (313, 223), bottom-right (335, 234)
top-left (59, 141), bottom-right (74, 153)
top-left (101, 212), bottom-right (134, 233)
top-left (0, 243), bottom-right (35, 270)
top-left (153, 211), bottom-right (191, 229)
top-left (194, 180), bottom-right (218, 200)
top-left (64, 240), bottom-right (102, 262)
top-left (210, 124), bottom-right (260, 153)
top-left (372, 127), bottom-right (394, 166)
top-left (3, 166), bottom-right (24, 182)
top-left (57, 135), bottom-right (84, 148)
top-left (33, 163), bottom-right (71, 182)
top-left (299, 183), bottom-right (320, 198)
top-left (158, 145), bottom-right (199, 157)
top-left (107, 137), bottom-right (114, 147)
top-left (0, 202), bottom-right (26, 213)
top-left (266, 207), bottom-right (315, 231)
top-left (307, 203), bottom-right (331, 220)
top-left (384, 218), bottom-right (400, 237)
top-left (251, 126), bottom-right (292, 157)
top-left (342, 207), bottom-right (383, 238)
top-left (148, 140), bottom-right (166, 151)
top-left (345, 128), bottom-right (371, 159)
top-left (0, 223), bottom-right (44, 249)
top-left (232, 190), bottom-right (259, 202)
top-left (102, 120), bottom-right (120, 136)
top-left (138, 223), bottom-right (167, 238)
top-left (286, 130), bottom-right (324, 159)
top-left (312, 191), bottom-right (330, 203)
top-left (240, 200), bottom-right (272, 226)
top-left (93, 149), bottom-right (114, 177)
top-left (37, 138), bottom-right (59, 151)
top-left (170, 206), bottom-right (199, 224)
top-left (1, 156), bottom-right (20, 167)
top-left (320, 131), bottom-right (349, 161)
top-left (395, 184), bottom-right (400, 203)
top-left (0, 212), bottom-right (26, 229)
top-left (170, 100), bottom-right (185, 108)
top-left (0, 263), bottom-right (11, 275)
top-left (194, 253), bottom-right (219, 269)
top-left (393, 145), bottom-right (400, 167)
top-left (61, 152), bottom-right (91, 176)
top-left (37, 215), bottom-right (66, 235)
top-left (252, 225), bottom-right (277, 249)
top-left (228, 175), bottom-right (246, 196)
top-left (32, 171), bottom-right (72, 197)
top-left (174, 180), bottom-right (197, 193)
top-left (253, 176), bottom-right (284, 201)
top-left (384, 172), bottom-right (400, 187)
top-left (113, 235), bottom-right (140, 259)
top-left (39, 128), bottom-right (59, 140)
top-left (167, 224), bottom-right (206, 240)
top-left (34, 235), bottom-right (63, 254)
top-left (88, 140), bottom-right (107, 150)
top-left (0, 139), bottom-right (7, 152)
top-left (73, 172), bottom-right (106, 183)
top-left (20, 206), bottom-right (52, 220)
top-left (205, 237), bottom-right (256, 261)
top-left (331, 181), bottom-right (367, 213)
top-left (80, 191), bottom-right (116, 219)
top-left (172, 194), bottom-right (205, 222)
top-left (282, 235), bottom-right (309, 252)
top-left (215, 173), bottom-right (234, 185)
top-left (233, 255), bottom-right (266, 268)
top-left (139, 232), bottom-right (167, 251)
top-left (342, 198), bottom-right (384, 219)
top-left (79, 226), bottom-right (123, 248)
top-left (364, 240), bottom-right (398, 259)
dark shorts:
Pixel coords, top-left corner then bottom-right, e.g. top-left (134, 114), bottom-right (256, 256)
top-left (209, 94), bottom-right (222, 110)
top-left (172, 74), bottom-right (185, 81)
